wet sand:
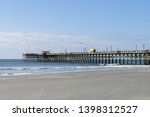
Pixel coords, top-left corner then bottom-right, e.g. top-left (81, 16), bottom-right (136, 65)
top-left (0, 69), bottom-right (150, 100)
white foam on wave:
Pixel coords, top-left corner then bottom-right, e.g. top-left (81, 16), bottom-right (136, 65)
top-left (104, 65), bottom-right (150, 68)
top-left (0, 73), bottom-right (9, 76)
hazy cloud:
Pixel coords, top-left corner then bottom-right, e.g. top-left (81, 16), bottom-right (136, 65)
top-left (0, 32), bottom-right (149, 59)
top-left (0, 32), bottom-right (108, 58)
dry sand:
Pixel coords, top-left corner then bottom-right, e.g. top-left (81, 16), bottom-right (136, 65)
top-left (0, 69), bottom-right (150, 100)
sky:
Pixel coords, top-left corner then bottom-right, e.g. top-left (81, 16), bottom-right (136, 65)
top-left (0, 0), bottom-right (150, 59)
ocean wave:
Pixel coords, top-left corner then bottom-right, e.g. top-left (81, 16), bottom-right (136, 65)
top-left (0, 65), bottom-right (150, 71)
top-left (0, 67), bottom-right (51, 71)
top-left (0, 64), bottom-right (150, 76)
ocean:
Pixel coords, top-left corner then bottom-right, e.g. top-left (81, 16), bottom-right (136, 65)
top-left (0, 59), bottom-right (150, 76)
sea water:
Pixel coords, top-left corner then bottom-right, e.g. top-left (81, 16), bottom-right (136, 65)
top-left (0, 59), bottom-right (150, 76)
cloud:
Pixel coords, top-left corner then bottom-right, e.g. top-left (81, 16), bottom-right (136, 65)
top-left (0, 32), bottom-right (149, 59)
top-left (0, 32), bottom-right (108, 58)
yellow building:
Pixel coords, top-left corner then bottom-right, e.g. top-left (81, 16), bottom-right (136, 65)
top-left (89, 48), bottom-right (96, 53)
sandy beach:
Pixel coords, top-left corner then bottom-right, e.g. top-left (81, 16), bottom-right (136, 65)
top-left (0, 69), bottom-right (150, 100)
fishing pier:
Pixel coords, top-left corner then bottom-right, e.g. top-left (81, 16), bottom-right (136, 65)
top-left (23, 49), bottom-right (150, 65)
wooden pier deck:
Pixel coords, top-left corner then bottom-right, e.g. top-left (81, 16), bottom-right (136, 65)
top-left (23, 50), bottom-right (150, 65)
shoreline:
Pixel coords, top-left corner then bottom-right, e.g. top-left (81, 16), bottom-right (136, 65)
top-left (0, 69), bottom-right (150, 100)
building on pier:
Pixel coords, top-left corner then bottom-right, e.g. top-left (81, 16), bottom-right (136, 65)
top-left (89, 48), bottom-right (96, 53)
top-left (22, 49), bottom-right (150, 65)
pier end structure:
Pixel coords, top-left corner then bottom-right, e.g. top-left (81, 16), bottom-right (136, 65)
top-left (23, 50), bottom-right (150, 65)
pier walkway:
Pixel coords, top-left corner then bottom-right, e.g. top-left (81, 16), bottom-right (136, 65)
top-left (23, 50), bottom-right (150, 65)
